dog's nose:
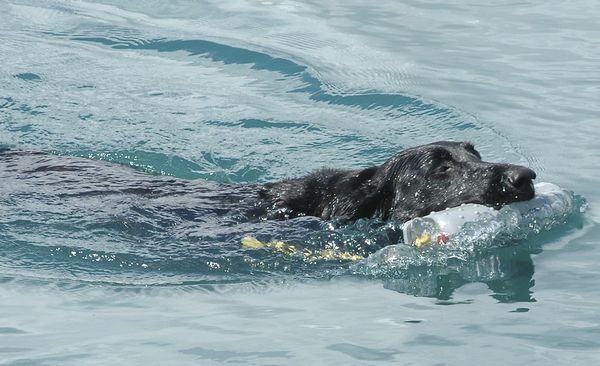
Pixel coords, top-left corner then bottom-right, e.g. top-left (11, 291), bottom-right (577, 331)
top-left (504, 166), bottom-right (536, 191)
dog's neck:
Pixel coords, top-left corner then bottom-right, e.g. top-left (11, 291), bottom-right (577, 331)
top-left (259, 166), bottom-right (393, 221)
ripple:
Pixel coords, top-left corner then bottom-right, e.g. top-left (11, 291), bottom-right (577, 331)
top-left (404, 334), bottom-right (464, 347)
top-left (326, 343), bottom-right (400, 361)
top-left (180, 346), bottom-right (291, 362)
top-left (65, 33), bottom-right (441, 117)
top-left (14, 72), bottom-right (41, 82)
top-left (0, 327), bottom-right (27, 335)
top-left (1, 12), bottom-right (517, 186)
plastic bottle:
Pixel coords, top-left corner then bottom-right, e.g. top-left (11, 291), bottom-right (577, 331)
top-left (402, 182), bottom-right (574, 248)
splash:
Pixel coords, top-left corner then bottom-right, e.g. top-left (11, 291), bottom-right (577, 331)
top-left (354, 189), bottom-right (586, 279)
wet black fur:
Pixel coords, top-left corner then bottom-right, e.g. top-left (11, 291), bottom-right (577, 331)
top-left (259, 141), bottom-right (536, 222)
top-left (0, 142), bottom-right (535, 225)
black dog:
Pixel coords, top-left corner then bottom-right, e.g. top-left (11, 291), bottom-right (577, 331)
top-left (0, 141), bottom-right (535, 226)
top-left (258, 141), bottom-right (536, 222)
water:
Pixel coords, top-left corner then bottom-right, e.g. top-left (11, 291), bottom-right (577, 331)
top-left (1, 0), bottom-right (599, 364)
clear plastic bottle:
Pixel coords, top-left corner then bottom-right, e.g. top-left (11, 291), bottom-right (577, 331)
top-left (402, 182), bottom-right (574, 248)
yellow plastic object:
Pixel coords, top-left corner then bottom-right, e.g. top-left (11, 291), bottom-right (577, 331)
top-left (241, 236), bottom-right (297, 254)
top-left (241, 236), bottom-right (363, 262)
top-left (414, 232), bottom-right (432, 249)
top-left (317, 249), bottom-right (364, 261)
top-left (240, 236), bottom-right (266, 249)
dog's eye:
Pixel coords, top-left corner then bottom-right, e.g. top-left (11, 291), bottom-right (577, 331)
top-left (436, 164), bottom-right (452, 174)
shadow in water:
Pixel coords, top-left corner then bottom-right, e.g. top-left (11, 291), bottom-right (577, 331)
top-left (382, 245), bottom-right (539, 303)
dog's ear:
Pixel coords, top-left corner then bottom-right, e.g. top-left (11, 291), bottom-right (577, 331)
top-left (377, 153), bottom-right (425, 222)
top-left (341, 166), bottom-right (396, 221)
top-left (348, 166), bottom-right (378, 189)
top-left (387, 173), bottom-right (430, 223)
top-left (320, 166), bottom-right (384, 220)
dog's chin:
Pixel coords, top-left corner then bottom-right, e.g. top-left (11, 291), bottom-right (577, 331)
top-left (481, 183), bottom-right (536, 209)
top-left (504, 180), bottom-right (536, 204)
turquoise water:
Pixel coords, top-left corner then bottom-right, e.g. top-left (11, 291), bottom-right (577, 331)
top-left (1, 0), bottom-right (599, 364)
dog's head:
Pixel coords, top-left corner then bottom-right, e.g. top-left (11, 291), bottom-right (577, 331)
top-left (382, 141), bottom-right (536, 221)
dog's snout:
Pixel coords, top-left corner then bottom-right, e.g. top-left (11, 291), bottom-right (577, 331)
top-left (505, 166), bottom-right (536, 189)
top-left (487, 165), bottom-right (537, 204)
